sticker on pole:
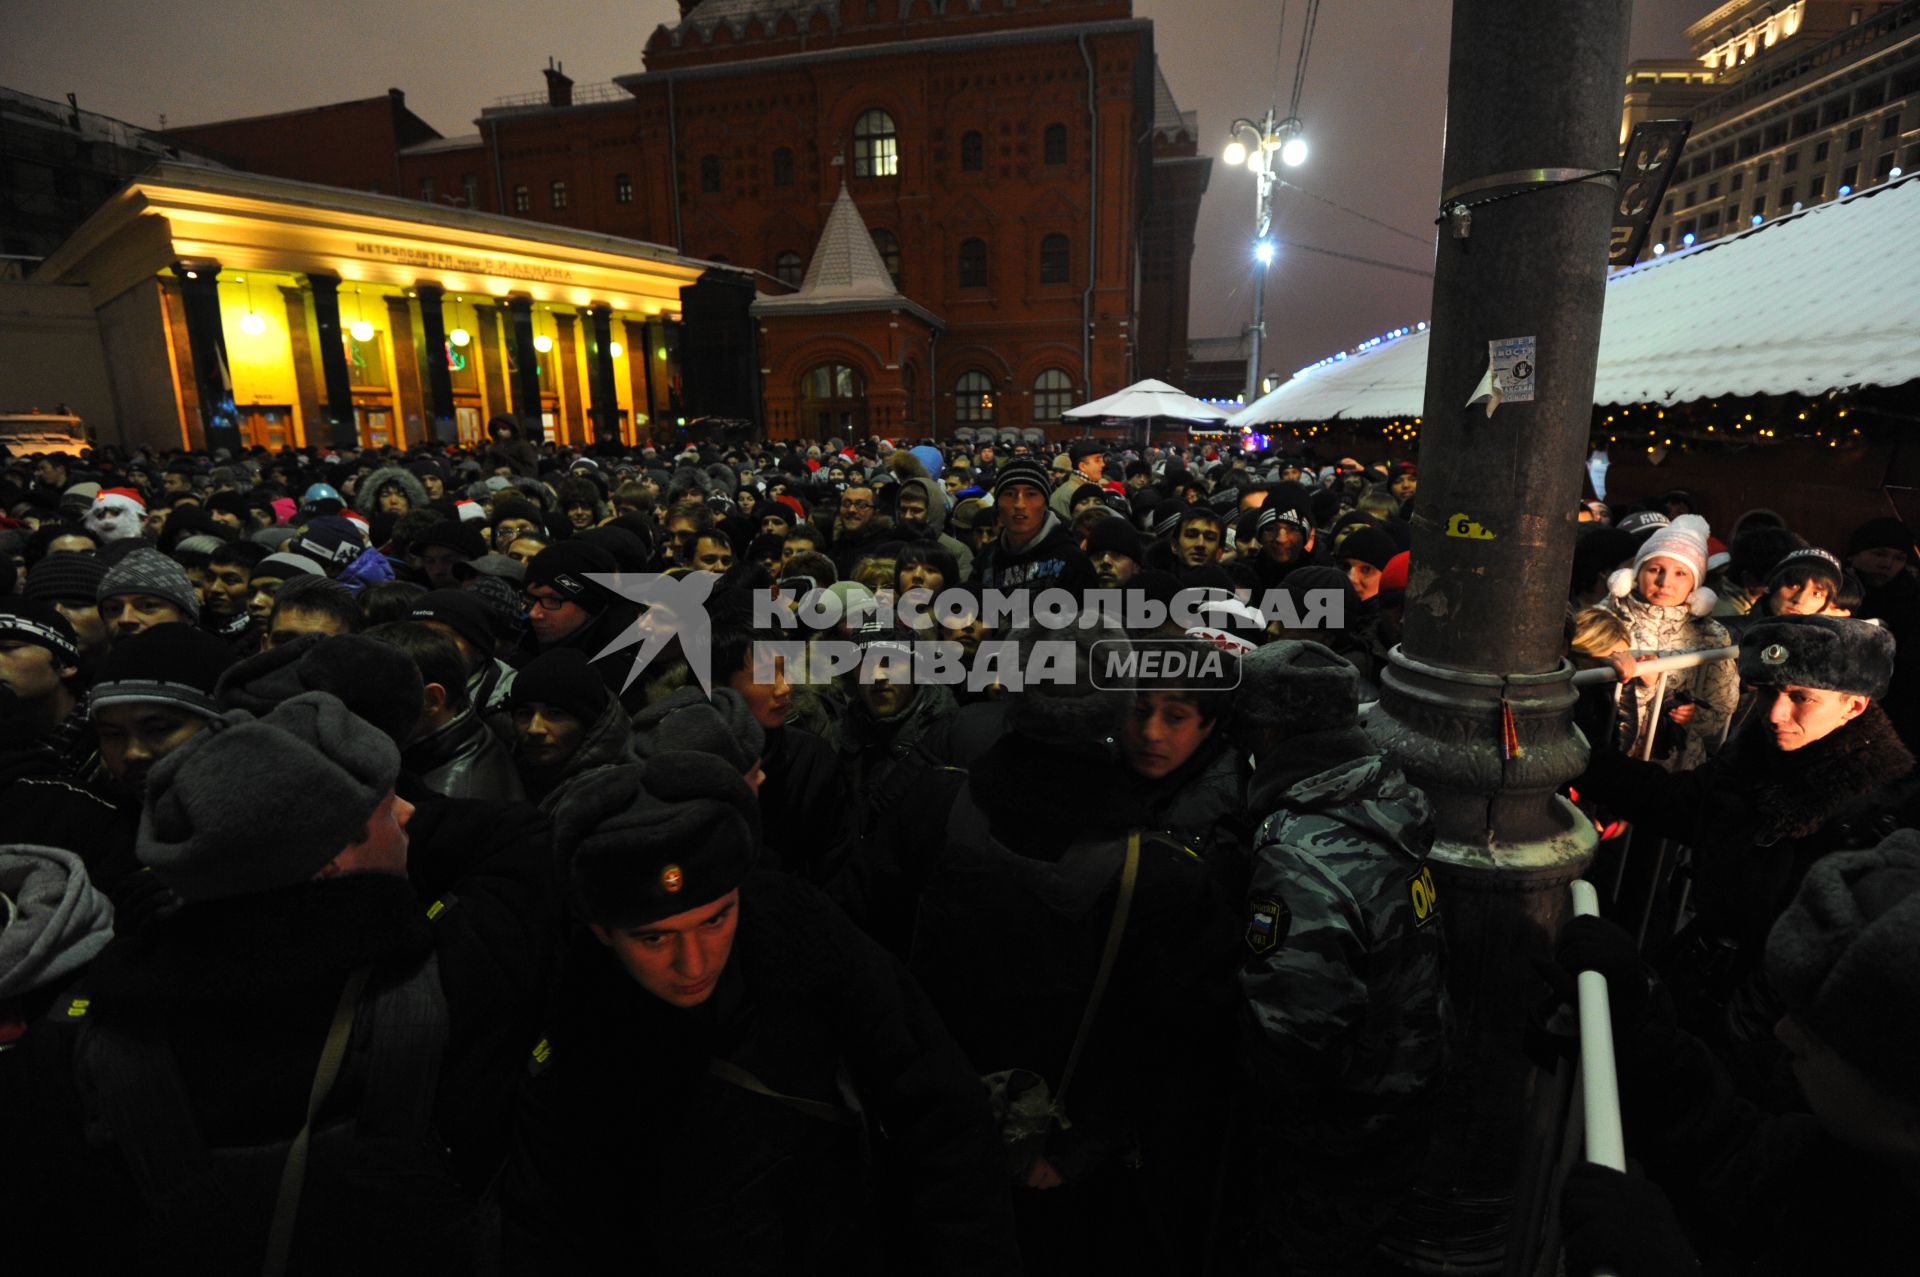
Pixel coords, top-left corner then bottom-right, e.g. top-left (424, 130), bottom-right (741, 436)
top-left (1490, 336), bottom-right (1536, 404)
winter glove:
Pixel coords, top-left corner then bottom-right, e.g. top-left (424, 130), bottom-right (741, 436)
top-left (1560, 1162), bottom-right (1699, 1276)
top-left (1540, 914), bottom-right (1652, 1039)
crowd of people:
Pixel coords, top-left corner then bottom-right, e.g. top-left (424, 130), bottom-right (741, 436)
top-left (2, 415), bottom-right (1917, 1274)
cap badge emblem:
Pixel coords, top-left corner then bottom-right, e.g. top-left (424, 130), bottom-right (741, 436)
top-left (1761, 643), bottom-right (1789, 666)
top-left (660, 864), bottom-right (684, 893)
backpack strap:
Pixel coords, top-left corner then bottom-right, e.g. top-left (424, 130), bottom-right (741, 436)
top-left (1050, 830), bottom-right (1141, 1130)
top-left (706, 1057), bottom-right (863, 1129)
top-left (262, 964), bottom-right (371, 1277)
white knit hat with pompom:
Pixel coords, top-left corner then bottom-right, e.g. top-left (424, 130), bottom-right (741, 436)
top-left (1608, 513), bottom-right (1718, 616)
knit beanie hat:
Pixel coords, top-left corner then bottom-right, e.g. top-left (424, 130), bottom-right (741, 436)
top-left (412, 520), bottom-right (488, 561)
top-left (254, 552), bottom-right (327, 582)
top-left (25, 552), bottom-right (108, 605)
top-left (506, 648), bottom-right (609, 724)
top-left (525, 541), bottom-right (618, 613)
top-left (409, 589), bottom-right (497, 657)
top-left (137, 692), bottom-right (401, 903)
top-left (1766, 830), bottom-right (1920, 1100)
top-left (0, 844), bottom-right (115, 1001)
top-left (1338, 525), bottom-right (1398, 571)
top-left (1256, 486), bottom-right (1314, 538)
top-left (98, 548), bottom-right (201, 622)
top-left (993, 458), bottom-right (1053, 501)
top-left (1004, 622), bottom-right (1130, 756)
top-left (91, 623), bottom-right (235, 721)
top-left (1608, 513), bottom-right (1717, 617)
top-left (1238, 639), bottom-right (1360, 737)
top-left (0, 599), bottom-right (80, 666)
top-left (1615, 510), bottom-right (1670, 540)
top-left (1084, 516), bottom-right (1143, 563)
top-left (632, 685), bottom-right (767, 772)
top-left (291, 515), bottom-right (366, 573)
top-left (1738, 614), bottom-right (1898, 700)
top-left (216, 633), bottom-right (425, 745)
top-left (553, 753), bottom-right (759, 928)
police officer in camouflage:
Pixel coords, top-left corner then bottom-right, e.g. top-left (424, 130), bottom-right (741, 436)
top-left (1232, 640), bottom-right (1452, 1275)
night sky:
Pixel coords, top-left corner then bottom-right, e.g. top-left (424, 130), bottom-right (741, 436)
top-left (4, 0), bottom-right (1705, 385)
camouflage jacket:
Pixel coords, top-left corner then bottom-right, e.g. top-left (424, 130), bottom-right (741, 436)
top-left (1239, 730), bottom-right (1450, 1146)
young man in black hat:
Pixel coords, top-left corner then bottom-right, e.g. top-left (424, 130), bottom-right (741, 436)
top-left (0, 601), bottom-right (90, 787)
top-left (1581, 614), bottom-right (1914, 1040)
top-left (970, 458), bottom-right (1097, 598)
top-left (505, 647), bottom-right (635, 803)
top-left (502, 751), bottom-right (1018, 1274)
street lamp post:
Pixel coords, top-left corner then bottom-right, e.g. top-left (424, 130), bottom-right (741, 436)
top-left (1223, 107), bottom-right (1307, 404)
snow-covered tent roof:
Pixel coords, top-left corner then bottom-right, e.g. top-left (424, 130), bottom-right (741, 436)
top-left (1064, 378), bottom-right (1230, 422)
top-left (1232, 172), bottom-right (1920, 427)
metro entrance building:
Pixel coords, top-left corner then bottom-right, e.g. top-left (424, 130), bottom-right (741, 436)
top-left (34, 162), bottom-right (734, 453)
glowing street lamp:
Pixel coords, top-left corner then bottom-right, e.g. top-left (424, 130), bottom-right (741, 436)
top-left (1222, 106), bottom-right (1308, 404)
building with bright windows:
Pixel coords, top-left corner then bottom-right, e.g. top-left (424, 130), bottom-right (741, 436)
top-left (147, 0), bottom-right (1209, 440)
top-left (1625, 0), bottom-right (1920, 259)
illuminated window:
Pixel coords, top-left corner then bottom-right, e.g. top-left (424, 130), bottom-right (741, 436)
top-left (954, 370), bottom-right (995, 425)
top-left (853, 109), bottom-right (898, 178)
top-left (614, 173), bottom-right (633, 204)
top-left (513, 185), bottom-right (530, 213)
top-left (550, 180), bottom-right (568, 210)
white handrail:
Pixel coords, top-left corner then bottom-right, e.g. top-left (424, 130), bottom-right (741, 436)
top-left (1570, 645), bottom-right (1738, 686)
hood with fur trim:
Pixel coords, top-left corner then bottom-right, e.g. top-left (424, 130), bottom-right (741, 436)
top-left (353, 465), bottom-right (431, 516)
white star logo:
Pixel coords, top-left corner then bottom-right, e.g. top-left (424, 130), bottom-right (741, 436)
top-left (586, 571), bottom-right (717, 695)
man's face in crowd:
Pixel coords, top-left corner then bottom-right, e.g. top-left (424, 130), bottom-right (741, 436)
top-left (101, 593), bottom-right (187, 639)
top-left (506, 536), bottom-right (548, 567)
top-left (1092, 550), bottom-right (1136, 589)
top-left (48, 598), bottom-right (107, 657)
top-left (666, 517), bottom-right (700, 564)
top-left (566, 500), bottom-right (597, 530)
top-left (419, 546), bottom-right (468, 590)
top-left (377, 485), bottom-right (411, 515)
top-left (691, 534), bottom-right (733, 573)
top-left (839, 487), bottom-right (876, 531)
top-left (728, 652), bottom-right (791, 731)
top-left (1771, 579), bottom-right (1832, 616)
top-left (592, 888), bottom-right (741, 1009)
top-left (162, 472), bottom-right (192, 497)
top-left (897, 492), bottom-right (929, 529)
top-left (1765, 684), bottom-right (1868, 752)
top-left (1345, 558), bottom-right (1384, 602)
top-left (999, 483), bottom-right (1046, 541)
top-left (1850, 546), bottom-right (1908, 589)
top-left (856, 662), bottom-right (913, 719)
top-left (247, 574), bottom-right (291, 626)
top-left (899, 557), bottom-right (947, 594)
top-left (0, 640), bottom-right (72, 709)
top-left (1390, 472), bottom-right (1418, 501)
top-left (1121, 692), bottom-right (1215, 780)
top-left (34, 459), bottom-right (66, 487)
top-left (96, 702), bottom-right (209, 793)
top-left (1177, 518), bottom-right (1224, 569)
top-left (47, 534), bottom-right (96, 556)
top-left (780, 536), bottom-right (819, 568)
top-left (1636, 557), bottom-right (1695, 608)
top-left (321, 790), bottom-right (414, 879)
top-left (185, 565), bottom-right (210, 609)
top-left (1260, 520), bottom-right (1311, 565)
top-left (494, 517), bottom-right (537, 551)
top-left (1077, 453), bottom-right (1104, 482)
top-left (205, 562), bottom-right (252, 620)
top-left (525, 585), bottom-right (592, 646)
top-left (421, 474), bottom-right (445, 501)
top-left (208, 506), bottom-right (244, 534)
top-left (759, 513), bottom-right (791, 539)
top-left (941, 612), bottom-right (988, 659)
top-left (513, 701), bottom-right (589, 767)
top-left (266, 605), bottom-right (354, 650)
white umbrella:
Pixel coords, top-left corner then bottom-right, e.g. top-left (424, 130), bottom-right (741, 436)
top-left (1063, 378), bottom-right (1231, 446)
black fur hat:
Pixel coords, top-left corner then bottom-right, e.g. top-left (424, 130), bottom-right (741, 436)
top-left (1738, 614), bottom-right (1897, 700)
top-left (1237, 639), bottom-right (1360, 736)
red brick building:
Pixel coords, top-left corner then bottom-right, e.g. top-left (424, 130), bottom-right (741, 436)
top-left (162, 0), bottom-right (1209, 440)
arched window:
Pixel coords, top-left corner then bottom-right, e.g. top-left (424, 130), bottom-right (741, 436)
top-left (954, 371), bottom-right (995, 426)
top-left (512, 184), bottom-right (530, 213)
top-left (775, 250), bottom-right (805, 288)
top-left (550, 180), bottom-right (568, 210)
top-left (853, 108), bottom-right (899, 178)
top-left (802, 363), bottom-right (867, 439)
top-left (870, 228), bottom-right (902, 285)
top-left (1043, 123), bottom-right (1068, 166)
top-left (771, 147), bottom-right (795, 188)
top-left (700, 154), bottom-right (722, 194)
top-left (614, 173), bottom-right (633, 204)
top-left (961, 130), bottom-right (984, 172)
top-left (1039, 233), bottom-right (1070, 284)
top-left (958, 237), bottom-right (988, 288)
top-left (1033, 369), bottom-right (1075, 421)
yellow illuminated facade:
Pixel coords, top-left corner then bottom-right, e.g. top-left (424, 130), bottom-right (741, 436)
top-left (35, 163), bottom-right (726, 452)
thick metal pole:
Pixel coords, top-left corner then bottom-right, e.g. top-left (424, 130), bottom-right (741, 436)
top-left (1364, 2), bottom-right (1631, 1272)
top-left (305, 273), bottom-right (359, 451)
top-left (171, 260), bottom-right (243, 455)
top-left (1245, 262), bottom-right (1266, 405)
top-left (416, 282), bottom-right (457, 444)
top-left (505, 294), bottom-right (544, 441)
